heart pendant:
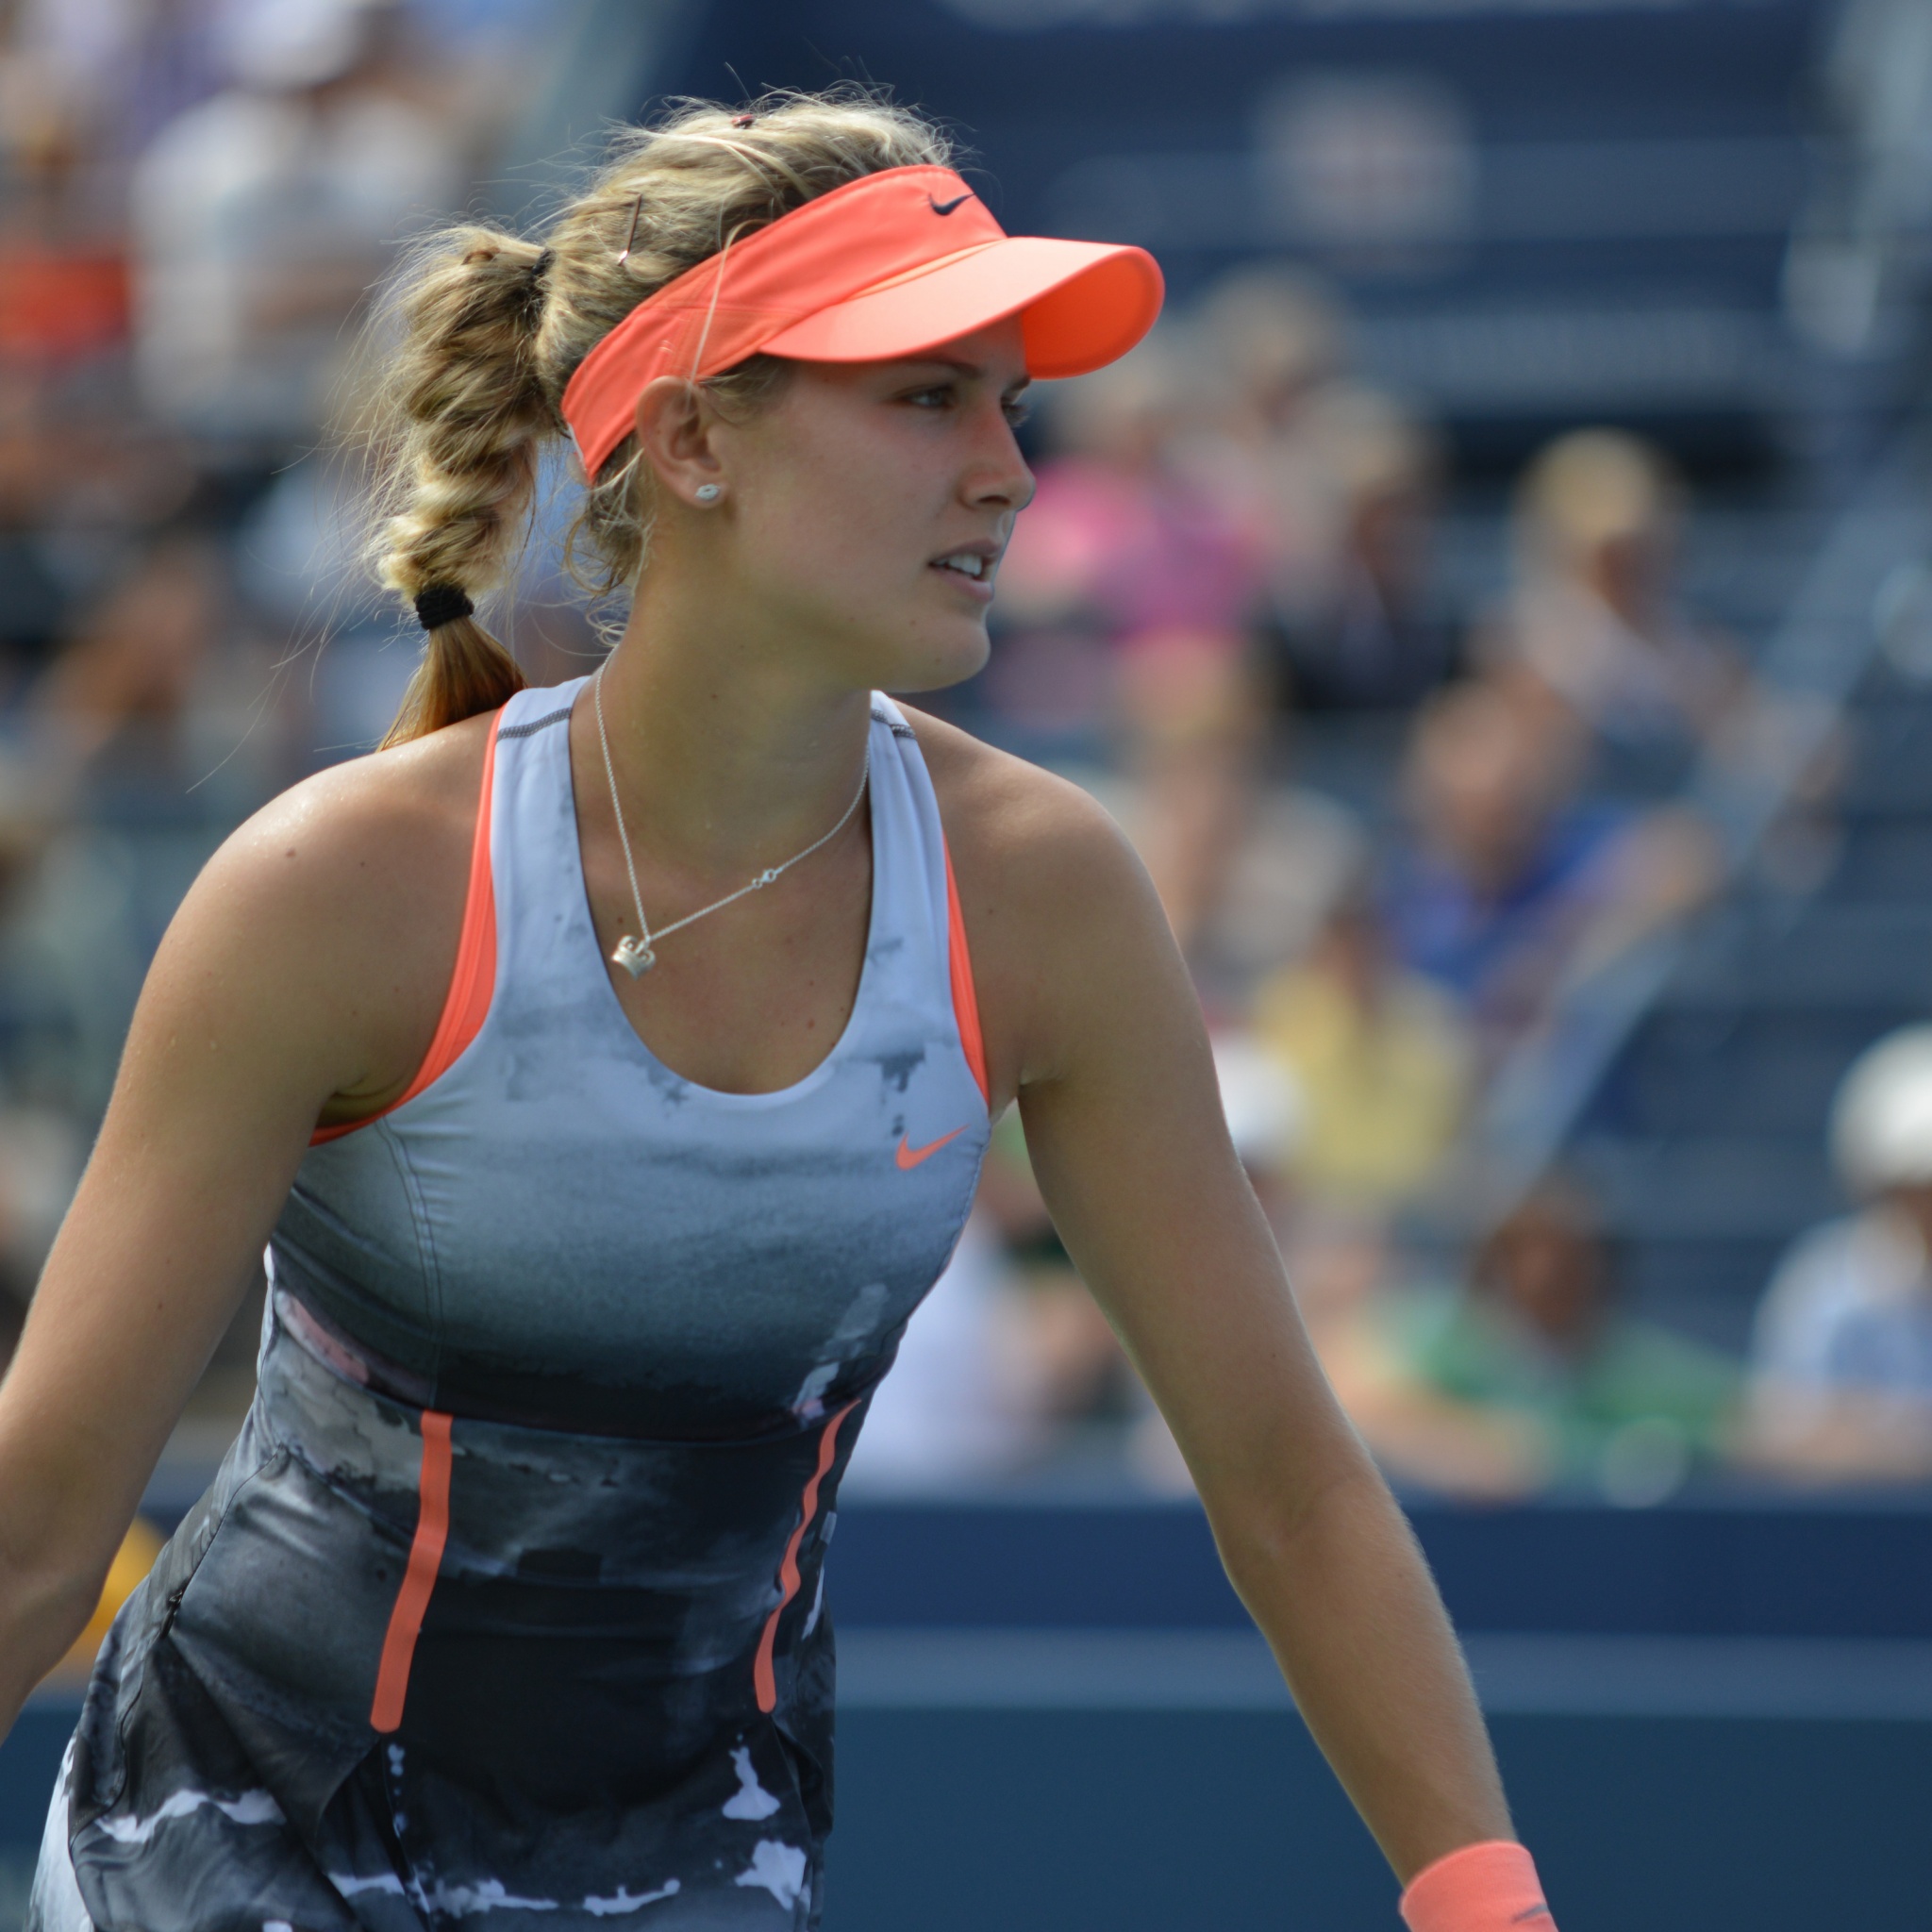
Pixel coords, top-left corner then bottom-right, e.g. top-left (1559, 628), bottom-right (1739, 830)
top-left (613, 936), bottom-right (656, 977)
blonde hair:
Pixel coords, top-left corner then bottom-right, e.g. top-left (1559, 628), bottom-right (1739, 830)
top-left (360, 88), bottom-right (956, 747)
top-left (1195, 262), bottom-right (1347, 404)
top-left (1515, 427), bottom-right (1683, 569)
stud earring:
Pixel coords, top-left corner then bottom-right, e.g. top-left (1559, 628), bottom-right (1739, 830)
top-left (694, 483), bottom-right (724, 504)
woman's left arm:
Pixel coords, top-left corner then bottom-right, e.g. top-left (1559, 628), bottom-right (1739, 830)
top-left (991, 784), bottom-right (1515, 1889)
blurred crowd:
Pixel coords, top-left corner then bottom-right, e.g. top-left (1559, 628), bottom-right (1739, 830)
top-left (859, 268), bottom-right (1932, 1507)
top-left (0, 0), bottom-right (1925, 1521)
top-left (0, 0), bottom-right (568, 1384)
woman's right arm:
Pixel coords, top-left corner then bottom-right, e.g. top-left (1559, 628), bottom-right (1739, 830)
top-left (0, 726), bottom-right (480, 1733)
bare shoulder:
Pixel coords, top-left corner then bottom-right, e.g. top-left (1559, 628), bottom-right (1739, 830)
top-left (899, 705), bottom-right (1144, 908)
top-left (189, 713), bottom-right (489, 964)
top-left (210, 712), bottom-right (489, 910)
top-left (151, 712), bottom-right (495, 1107)
top-left (897, 706), bottom-right (1176, 1098)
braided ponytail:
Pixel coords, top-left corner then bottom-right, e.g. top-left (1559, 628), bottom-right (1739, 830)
top-left (360, 87), bottom-right (956, 746)
top-left (365, 230), bottom-right (550, 746)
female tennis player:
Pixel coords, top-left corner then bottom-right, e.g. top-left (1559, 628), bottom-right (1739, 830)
top-left (1, 92), bottom-right (1554, 1932)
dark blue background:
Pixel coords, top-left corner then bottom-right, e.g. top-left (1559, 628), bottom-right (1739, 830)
top-left (665, 0), bottom-right (1820, 309)
top-left (829, 1494), bottom-right (1932, 1635)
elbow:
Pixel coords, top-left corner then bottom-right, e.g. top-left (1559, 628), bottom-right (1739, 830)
top-left (0, 1537), bottom-right (126, 1701)
top-left (1201, 1441), bottom-right (1398, 1596)
top-left (8, 1556), bottom-right (108, 1655)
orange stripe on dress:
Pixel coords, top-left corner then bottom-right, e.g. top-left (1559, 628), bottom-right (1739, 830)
top-left (370, 1408), bottom-right (453, 1733)
top-left (753, 1400), bottom-right (858, 1715)
top-left (941, 838), bottom-right (988, 1106)
top-left (311, 708), bottom-right (505, 1145)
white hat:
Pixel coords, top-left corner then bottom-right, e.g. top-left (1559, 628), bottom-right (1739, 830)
top-left (1831, 1024), bottom-right (1932, 1195)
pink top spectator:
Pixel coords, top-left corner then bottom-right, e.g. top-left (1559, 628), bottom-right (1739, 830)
top-left (997, 453), bottom-right (1264, 655)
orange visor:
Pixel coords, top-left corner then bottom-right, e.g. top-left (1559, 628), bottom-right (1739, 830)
top-left (560, 164), bottom-right (1164, 480)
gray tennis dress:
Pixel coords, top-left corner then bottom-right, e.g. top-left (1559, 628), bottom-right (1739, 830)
top-left (30, 677), bottom-right (991, 1931)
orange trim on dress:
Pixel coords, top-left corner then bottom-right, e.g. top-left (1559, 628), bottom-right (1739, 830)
top-left (311, 709), bottom-right (504, 1146)
top-left (941, 838), bottom-right (988, 1106)
top-left (753, 1399), bottom-right (858, 1715)
top-left (370, 1407), bottom-right (453, 1733)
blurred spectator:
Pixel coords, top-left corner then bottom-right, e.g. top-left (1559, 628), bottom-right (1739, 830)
top-left (1194, 265), bottom-right (1457, 713)
top-left (128, 0), bottom-right (467, 457)
top-left (1277, 1210), bottom-right (1537, 1496)
top-left (0, 152), bottom-right (128, 375)
top-left (994, 332), bottom-right (1270, 950)
top-left (1381, 676), bottom-right (1715, 1053)
top-left (957, 1039), bottom-right (1306, 1496)
top-left (0, 0), bottom-right (143, 390)
top-left (1260, 387), bottom-right (1458, 713)
top-left (841, 1215), bottom-right (1051, 1495)
top-left (991, 330), bottom-right (1264, 732)
top-left (1252, 889), bottom-right (1472, 1216)
top-left (8, 531), bottom-right (286, 1115)
top-left (0, 0), bottom-right (214, 184)
top-left (1783, 0), bottom-right (1932, 359)
top-left (1192, 261), bottom-right (1351, 618)
top-left (1360, 1177), bottom-right (1739, 1502)
top-left (1477, 429), bottom-right (1743, 774)
top-left (1747, 1025), bottom-right (1932, 1481)
top-left (1110, 638), bottom-right (1268, 960)
top-left (1180, 779), bottom-right (1365, 1017)
top-left (973, 1108), bottom-right (1137, 1454)
top-left (0, 375), bottom-right (73, 696)
top-left (35, 533), bottom-right (225, 769)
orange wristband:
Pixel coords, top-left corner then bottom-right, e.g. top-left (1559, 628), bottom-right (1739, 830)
top-left (1399, 1840), bottom-right (1553, 1932)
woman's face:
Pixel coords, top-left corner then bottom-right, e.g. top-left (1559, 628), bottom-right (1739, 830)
top-left (707, 316), bottom-right (1035, 692)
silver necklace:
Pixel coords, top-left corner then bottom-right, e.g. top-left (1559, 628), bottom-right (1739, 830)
top-left (592, 666), bottom-right (871, 979)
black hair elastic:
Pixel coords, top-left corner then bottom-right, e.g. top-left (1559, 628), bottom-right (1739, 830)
top-left (531, 246), bottom-right (555, 281)
top-left (414, 584), bottom-right (475, 631)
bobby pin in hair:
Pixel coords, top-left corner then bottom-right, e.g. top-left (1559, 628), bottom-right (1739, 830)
top-left (616, 192), bottom-right (643, 266)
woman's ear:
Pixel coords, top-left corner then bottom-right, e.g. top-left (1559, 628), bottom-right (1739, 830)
top-left (632, 375), bottom-right (727, 509)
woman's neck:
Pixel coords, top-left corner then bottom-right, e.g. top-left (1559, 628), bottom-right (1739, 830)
top-left (591, 574), bottom-right (874, 883)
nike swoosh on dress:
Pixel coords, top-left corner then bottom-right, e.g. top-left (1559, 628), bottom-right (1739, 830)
top-left (895, 1127), bottom-right (967, 1170)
